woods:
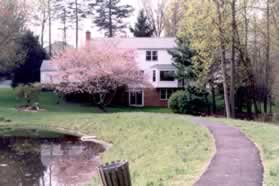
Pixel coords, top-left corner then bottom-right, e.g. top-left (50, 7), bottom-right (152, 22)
top-left (172, 0), bottom-right (279, 119)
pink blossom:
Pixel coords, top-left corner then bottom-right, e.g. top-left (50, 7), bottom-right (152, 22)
top-left (49, 41), bottom-right (147, 106)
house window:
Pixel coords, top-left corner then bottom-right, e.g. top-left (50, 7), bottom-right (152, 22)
top-left (160, 89), bottom-right (174, 100)
top-left (129, 89), bottom-right (144, 106)
top-left (152, 51), bottom-right (158, 61)
top-left (153, 70), bottom-right (156, 82)
top-left (160, 71), bottom-right (175, 81)
top-left (146, 50), bottom-right (158, 61)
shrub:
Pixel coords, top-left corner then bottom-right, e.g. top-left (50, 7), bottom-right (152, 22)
top-left (168, 90), bottom-right (209, 115)
top-left (168, 91), bottom-right (189, 113)
top-left (15, 83), bottom-right (41, 106)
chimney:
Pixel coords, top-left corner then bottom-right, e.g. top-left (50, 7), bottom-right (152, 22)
top-left (86, 31), bottom-right (91, 41)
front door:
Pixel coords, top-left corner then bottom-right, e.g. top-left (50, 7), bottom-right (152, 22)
top-left (129, 89), bottom-right (144, 107)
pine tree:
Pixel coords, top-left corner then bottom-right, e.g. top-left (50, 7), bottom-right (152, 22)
top-left (94, 0), bottom-right (133, 37)
top-left (53, 0), bottom-right (72, 48)
top-left (168, 37), bottom-right (196, 86)
top-left (130, 10), bottom-right (154, 37)
top-left (67, 0), bottom-right (89, 48)
top-left (12, 31), bottom-right (47, 86)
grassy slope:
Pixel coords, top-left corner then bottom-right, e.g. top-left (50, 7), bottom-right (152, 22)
top-left (213, 118), bottom-right (279, 186)
top-left (0, 89), bottom-right (214, 186)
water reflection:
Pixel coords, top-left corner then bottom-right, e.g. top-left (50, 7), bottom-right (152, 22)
top-left (0, 135), bottom-right (105, 186)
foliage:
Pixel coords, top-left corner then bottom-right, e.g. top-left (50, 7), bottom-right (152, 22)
top-left (12, 31), bottom-right (47, 86)
top-left (168, 90), bottom-right (188, 113)
top-left (93, 0), bottom-right (134, 37)
top-left (15, 83), bottom-right (42, 106)
top-left (164, 0), bottom-right (185, 37)
top-left (142, 0), bottom-right (167, 37)
top-left (49, 41), bottom-right (146, 108)
top-left (179, 0), bottom-right (219, 87)
top-left (168, 37), bottom-right (196, 86)
top-left (0, 0), bottom-right (27, 74)
top-left (169, 88), bottom-right (209, 115)
top-left (130, 10), bottom-right (154, 37)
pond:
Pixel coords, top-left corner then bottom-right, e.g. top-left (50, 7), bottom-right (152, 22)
top-left (0, 128), bottom-right (106, 186)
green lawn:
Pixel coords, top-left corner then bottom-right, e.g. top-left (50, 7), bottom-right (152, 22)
top-left (0, 88), bottom-right (214, 186)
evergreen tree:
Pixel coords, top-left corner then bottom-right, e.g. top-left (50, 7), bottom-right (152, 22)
top-left (93, 0), bottom-right (134, 37)
top-left (168, 37), bottom-right (196, 87)
top-left (12, 31), bottom-right (47, 86)
top-left (130, 10), bottom-right (154, 37)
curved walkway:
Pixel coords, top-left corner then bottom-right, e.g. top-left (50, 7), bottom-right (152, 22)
top-left (193, 118), bottom-right (263, 186)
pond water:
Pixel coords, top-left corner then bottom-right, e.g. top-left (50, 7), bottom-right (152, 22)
top-left (0, 128), bottom-right (106, 186)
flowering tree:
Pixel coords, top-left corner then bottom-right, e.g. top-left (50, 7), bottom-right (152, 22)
top-left (49, 41), bottom-right (146, 109)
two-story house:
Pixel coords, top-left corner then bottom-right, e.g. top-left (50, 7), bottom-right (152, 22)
top-left (41, 32), bottom-right (180, 107)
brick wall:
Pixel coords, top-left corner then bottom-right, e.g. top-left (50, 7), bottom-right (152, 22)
top-left (144, 88), bottom-right (168, 107)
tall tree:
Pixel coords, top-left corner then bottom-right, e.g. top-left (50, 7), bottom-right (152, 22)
top-left (165, 0), bottom-right (184, 37)
top-left (265, 0), bottom-right (271, 113)
top-left (67, 0), bottom-right (90, 48)
top-left (94, 0), bottom-right (133, 37)
top-left (230, 0), bottom-right (237, 118)
top-left (0, 0), bottom-right (26, 74)
top-left (130, 10), bottom-right (154, 37)
top-left (32, 0), bottom-right (49, 47)
top-left (168, 37), bottom-right (196, 86)
top-left (142, 0), bottom-right (167, 37)
top-left (48, 0), bottom-right (52, 56)
top-left (53, 0), bottom-right (69, 48)
top-left (213, 0), bottom-right (232, 118)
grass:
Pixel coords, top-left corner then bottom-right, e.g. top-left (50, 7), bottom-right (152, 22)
top-left (212, 117), bottom-right (279, 186)
top-left (0, 88), bottom-right (214, 186)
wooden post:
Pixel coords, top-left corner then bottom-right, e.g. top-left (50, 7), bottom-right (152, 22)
top-left (99, 160), bottom-right (132, 186)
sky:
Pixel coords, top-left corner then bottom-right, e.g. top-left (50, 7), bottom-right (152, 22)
top-left (31, 0), bottom-right (145, 48)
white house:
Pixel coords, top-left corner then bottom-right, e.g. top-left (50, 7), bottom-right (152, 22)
top-left (41, 32), bottom-right (181, 107)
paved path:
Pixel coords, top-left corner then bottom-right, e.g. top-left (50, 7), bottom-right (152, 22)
top-left (193, 118), bottom-right (263, 186)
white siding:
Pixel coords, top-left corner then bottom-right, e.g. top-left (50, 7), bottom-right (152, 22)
top-left (135, 49), bottom-right (179, 88)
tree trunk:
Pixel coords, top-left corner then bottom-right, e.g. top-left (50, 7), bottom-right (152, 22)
top-left (211, 85), bottom-right (217, 114)
top-left (75, 0), bottom-right (79, 48)
top-left (63, 8), bottom-right (67, 49)
top-left (230, 0), bottom-right (236, 118)
top-left (108, 0), bottom-right (113, 37)
top-left (265, 0), bottom-right (271, 114)
top-left (41, 10), bottom-right (46, 47)
top-left (247, 94), bottom-right (252, 119)
top-left (214, 0), bottom-right (231, 118)
top-left (48, 0), bottom-right (52, 57)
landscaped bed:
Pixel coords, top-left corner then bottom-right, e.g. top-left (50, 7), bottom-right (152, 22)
top-left (0, 88), bottom-right (214, 186)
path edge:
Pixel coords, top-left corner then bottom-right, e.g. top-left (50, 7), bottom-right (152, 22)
top-left (229, 124), bottom-right (265, 186)
top-left (212, 118), bottom-right (265, 186)
top-left (191, 117), bottom-right (217, 186)
top-left (192, 117), bottom-right (265, 186)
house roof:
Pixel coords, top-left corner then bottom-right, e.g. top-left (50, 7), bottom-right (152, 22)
top-left (90, 38), bottom-right (176, 50)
